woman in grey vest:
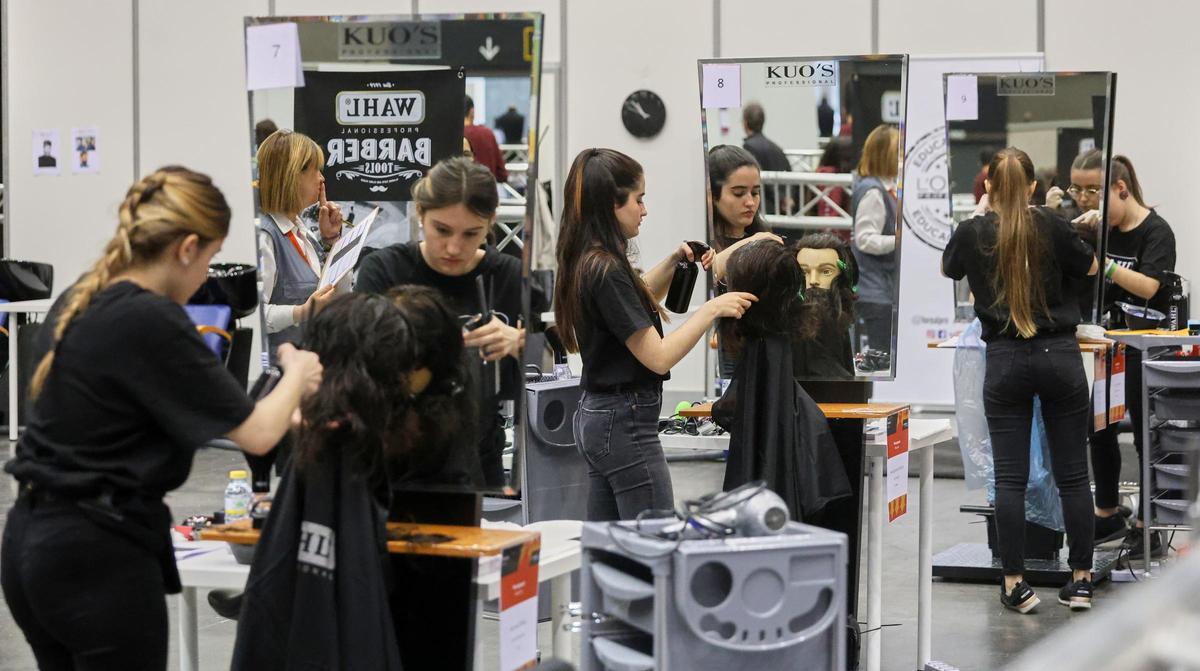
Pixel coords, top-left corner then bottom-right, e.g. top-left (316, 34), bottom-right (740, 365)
top-left (850, 124), bottom-right (899, 357)
top-left (257, 130), bottom-right (349, 362)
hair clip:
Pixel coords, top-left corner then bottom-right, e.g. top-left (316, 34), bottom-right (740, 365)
top-left (836, 259), bottom-right (848, 271)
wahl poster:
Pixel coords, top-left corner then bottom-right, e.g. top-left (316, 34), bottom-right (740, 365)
top-left (294, 69), bottom-right (464, 202)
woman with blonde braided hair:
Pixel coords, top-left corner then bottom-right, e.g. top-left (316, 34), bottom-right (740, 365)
top-left (2, 166), bottom-right (323, 669)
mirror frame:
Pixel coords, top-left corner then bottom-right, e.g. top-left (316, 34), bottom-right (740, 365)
top-left (696, 54), bottom-right (910, 385)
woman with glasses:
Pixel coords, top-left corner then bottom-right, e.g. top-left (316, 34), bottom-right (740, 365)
top-left (1070, 150), bottom-right (1178, 559)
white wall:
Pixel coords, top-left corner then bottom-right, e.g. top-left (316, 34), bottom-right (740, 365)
top-left (566, 0), bottom-right (715, 394)
top-left (6, 2), bottom-right (135, 290)
top-left (720, 0), bottom-right (872, 57)
top-left (1045, 0), bottom-right (1200, 308)
top-left (878, 0), bottom-right (1039, 54)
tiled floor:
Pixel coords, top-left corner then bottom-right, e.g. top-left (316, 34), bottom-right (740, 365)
top-left (0, 438), bottom-right (1150, 670)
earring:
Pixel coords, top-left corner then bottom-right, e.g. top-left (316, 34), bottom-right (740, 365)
top-left (1119, 191), bottom-right (1129, 200)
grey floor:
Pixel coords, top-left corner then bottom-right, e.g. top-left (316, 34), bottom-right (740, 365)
top-left (0, 438), bottom-right (1151, 671)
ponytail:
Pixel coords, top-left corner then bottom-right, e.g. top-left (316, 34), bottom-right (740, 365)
top-left (30, 167), bottom-right (231, 397)
top-left (1110, 155), bottom-right (1145, 207)
top-left (987, 147), bottom-right (1047, 339)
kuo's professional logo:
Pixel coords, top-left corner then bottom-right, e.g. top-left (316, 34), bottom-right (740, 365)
top-left (996, 74), bottom-right (1055, 96)
top-left (903, 127), bottom-right (952, 250)
top-left (764, 62), bottom-right (837, 87)
top-left (336, 91), bottom-right (425, 125)
top-left (338, 21), bottom-right (441, 60)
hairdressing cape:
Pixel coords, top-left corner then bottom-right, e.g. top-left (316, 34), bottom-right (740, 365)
top-left (714, 334), bottom-right (852, 521)
top-left (232, 448), bottom-right (403, 671)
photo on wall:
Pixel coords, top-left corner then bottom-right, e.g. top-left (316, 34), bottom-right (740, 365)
top-left (31, 128), bottom-right (60, 176)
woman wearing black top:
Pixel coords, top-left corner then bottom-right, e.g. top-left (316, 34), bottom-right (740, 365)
top-left (355, 157), bottom-right (529, 487)
top-left (943, 148), bottom-right (1099, 614)
top-left (1073, 152), bottom-right (1177, 557)
top-left (1, 167), bottom-right (322, 669)
top-left (554, 148), bottom-right (756, 521)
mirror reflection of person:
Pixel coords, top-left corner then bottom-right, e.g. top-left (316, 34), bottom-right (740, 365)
top-left (809, 137), bottom-right (851, 220)
top-left (2, 168), bottom-right (321, 669)
top-left (850, 124), bottom-right (899, 356)
top-left (792, 233), bottom-right (857, 379)
top-left (706, 145), bottom-right (783, 378)
top-left (741, 103), bottom-right (792, 214)
top-left (494, 105), bottom-right (525, 144)
top-left (256, 130), bottom-right (348, 364)
top-left (463, 95), bottom-right (508, 184)
top-left (355, 157), bottom-right (534, 488)
top-left (553, 148), bottom-right (750, 521)
top-left (37, 140), bottom-right (56, 168)
top-left (817, 96), bottom-right (835, 138)
top-left (1069, 151), bottom-right (1177, 559)
top-left (942, 147), bottom-right (1100, 614)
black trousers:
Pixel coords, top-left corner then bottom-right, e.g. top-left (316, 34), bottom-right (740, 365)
top-left (1090, 346), bottom-right (1143, 510)
top-left (983, 334), bottom-right (1095, 575)
top-left (478, 412), bottom-right (507, 488)
top-left (855, 302), bottom-right (893, 353)
top-left (1, 493), bottom-right (167, 670)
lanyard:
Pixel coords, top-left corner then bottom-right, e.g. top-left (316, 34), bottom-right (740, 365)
top-left (285, 230), bottom-right (311, 267)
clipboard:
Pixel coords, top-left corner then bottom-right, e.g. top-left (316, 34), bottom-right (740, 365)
top-left (318, 206), bottom-right (379, 289)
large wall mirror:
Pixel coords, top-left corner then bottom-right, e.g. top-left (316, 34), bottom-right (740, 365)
top-left (243, 13), bottom-right (543, 495)
top-left (944, 71), bottom-right (1116, 323)
top-left (698, 55), bottom-right (908, 387)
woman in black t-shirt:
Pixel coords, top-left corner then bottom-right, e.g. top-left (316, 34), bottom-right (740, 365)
top-left (1073, 152), bottom-right (1177, 557)
top-left (2, 167), bottom-right (322, 669)
top-left (943, 148), bottom-right (1100, 615)
top-left (553, 148), bottom-right (756, 521)
top-left (355, 157), bottom-right (530, 487)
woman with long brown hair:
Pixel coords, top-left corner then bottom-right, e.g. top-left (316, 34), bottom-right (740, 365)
top-left (2, 167), bottom-right (322, 668)
top-left (554, 148), bottom-right (755, 520)
top-left (943, 147), bottom-right (1099, 614)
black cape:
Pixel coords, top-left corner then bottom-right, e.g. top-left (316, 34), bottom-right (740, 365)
top-left (714, 335), bottom-right (852, 521)
top-left (232, 448), bottom-right (403, 670)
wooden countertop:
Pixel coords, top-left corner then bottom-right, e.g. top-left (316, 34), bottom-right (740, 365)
top-left (199, 519), bottom-right (538, 559)
top-left (678, 402), bottom-right (909, 420)
top-left (927, 338), bottom-right (1110, 352)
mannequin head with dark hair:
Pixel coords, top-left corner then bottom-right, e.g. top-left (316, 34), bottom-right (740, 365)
top-left (295, 288), bottom-right (475, 481)
top-left (792, 233), bottom-right (857, 341)
top-left (719, 240), bottom-right (803, 356)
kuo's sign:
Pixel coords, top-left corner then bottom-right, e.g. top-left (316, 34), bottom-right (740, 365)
top-left (996, 74), bottom-right (1056, 96)
top-left (764, 61), bottom-right (837, 87)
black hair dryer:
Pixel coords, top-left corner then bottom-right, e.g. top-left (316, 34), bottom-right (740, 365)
top-left (1162, 271), bottom-right (1190, 331)
top-left (665, 241), bottom-right (710, 314)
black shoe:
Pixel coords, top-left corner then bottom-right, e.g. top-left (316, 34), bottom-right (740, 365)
top-left (1122, 527), bottom-right (1166, 560)
top-left (207, 589), bottom-right (244, 620)
top-left (1094, 513), bottom-right (1128, 544)
top-left (1058, 579), bottom-right (1093, 611)
top-left (1000, 580), bottom-right (1040, 614)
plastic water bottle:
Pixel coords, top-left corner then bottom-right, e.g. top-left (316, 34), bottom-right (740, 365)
top-left (224, 470), bottom-right (252, 523)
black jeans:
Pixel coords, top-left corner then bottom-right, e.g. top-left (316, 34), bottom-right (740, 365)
top-left (1, 493), bottom-right (168, 670)
top-left (983, 334), bottom-right (1095, 575)
top-left (856, 302), bottom-right (893, 353)
top-left (478, 410), bottom-right (507, 488)
top-left (1090, 346), bottom-right (1143, 510)
top-left (573, 387), bottom-right (673, 521)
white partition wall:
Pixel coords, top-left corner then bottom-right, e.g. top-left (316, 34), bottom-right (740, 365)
top-left (1045, 0), bottom-right (1200, 318)
top-left (878, 0), bottom-right (1039, 54)
top-left (4, 2), bottom-right (136, 291)
top-left (719, 0), bottom-right (872, 57)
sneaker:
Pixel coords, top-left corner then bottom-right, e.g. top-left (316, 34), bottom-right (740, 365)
top-left (1094, 513), bottom-right (1128, 544)
top-left (1000, 580), bottom-right (1040, 614)
top-left (1058, 579), bottom-right (1093, 610)
top-left (1123, 527), bottom-right (1166, 560)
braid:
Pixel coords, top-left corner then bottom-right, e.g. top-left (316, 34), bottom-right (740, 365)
top-left (29, 166), bottom-right (228, 398)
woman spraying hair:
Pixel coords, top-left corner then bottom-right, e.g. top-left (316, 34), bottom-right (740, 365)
top-left (356, 156), bottom-right (535, 487)
top-left (555, 148), bottom-right (756, 521)
top-left (2, 167), bottom-right (322, 668)
top-left (943, 148), bottom-right (1099, 614)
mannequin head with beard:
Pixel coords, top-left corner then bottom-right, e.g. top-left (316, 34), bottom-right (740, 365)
top-left (792, 233), bottom-right (856, 341)
top-left (719, 240), bottom-right (804, 358)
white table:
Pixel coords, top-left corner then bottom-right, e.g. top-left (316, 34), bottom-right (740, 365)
top-left (0, 298), bottom-right (54, 441)
top-left (863, 417), bottom-right (954, 671)
top-left (175, 522), bottom-right (583, 671)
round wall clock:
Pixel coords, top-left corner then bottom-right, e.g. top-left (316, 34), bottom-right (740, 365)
top-left (621, 89), bottom-right (667, 138)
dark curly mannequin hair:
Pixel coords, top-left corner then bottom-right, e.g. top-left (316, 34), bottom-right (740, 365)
top-left (790, 233), bottom-right (857, 341)
top-left (293, 288), bottom-right (475, 481)
top-left (384, 284), bottom-right (478, 480)
top-left (719, 240), bottom-right (804, 358)
top-left (294, 292), bottom-right (419, 476)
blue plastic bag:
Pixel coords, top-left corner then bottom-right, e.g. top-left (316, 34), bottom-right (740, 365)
top-left (953, 319), bottom-right (1065, 531)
